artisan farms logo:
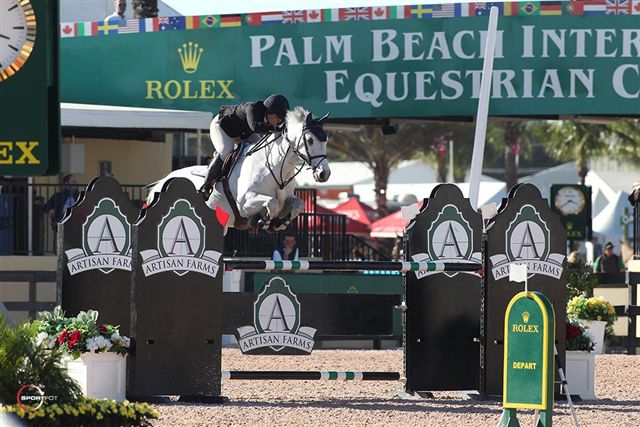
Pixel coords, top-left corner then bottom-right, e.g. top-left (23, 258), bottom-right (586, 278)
top-left (65, 198), bottom-right (132, 275)
top-left (140, 199), bottom-right (221, 277)
top-left (490, 204), bottom-right (565, 281)
top-left (411, 204), bottom-right (481, 278)
top-left (236, 277), bottom-right (316, 353)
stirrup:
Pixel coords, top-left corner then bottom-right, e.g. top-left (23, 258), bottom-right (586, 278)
top-left (199, 182), bottom-right (213, 199)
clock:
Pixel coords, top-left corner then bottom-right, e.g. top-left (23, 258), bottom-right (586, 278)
top-left (554, 186), bottom-right (586, 216)
top-left (0, 0), bottom-right (36, 82)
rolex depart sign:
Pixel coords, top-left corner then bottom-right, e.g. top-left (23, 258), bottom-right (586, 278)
top-left (0, 0), bottom-right (59, 176)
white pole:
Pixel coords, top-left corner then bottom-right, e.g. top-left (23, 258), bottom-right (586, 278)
top-left (448, 140), bottom-right (454, 182)
top-left (468, 7), bottom-right (499, 210)
top-left (28, 176), bottom-right (33, 255)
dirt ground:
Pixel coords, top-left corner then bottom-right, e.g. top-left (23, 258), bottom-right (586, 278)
top-left (152, 349), bottom-right (640, 426)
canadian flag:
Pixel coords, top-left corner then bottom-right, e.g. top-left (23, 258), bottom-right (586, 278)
top-left (633, 0), bottom-right (640, 14)
top-left (60, 23), bottom-right (75, 38)
top-left (305, 9), bottom-right (322, 23)
top-left (371, 6), bottom-right (388, 19)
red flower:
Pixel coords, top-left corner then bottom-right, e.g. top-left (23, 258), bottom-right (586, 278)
top-left (566, 323), bottom-right (582, 341)
top-left (67, 330), bottom-right (82, 349)
top-left (98, 325), bottom-right (108, 333)
top-left (57, 330), bottom-right (70, 345)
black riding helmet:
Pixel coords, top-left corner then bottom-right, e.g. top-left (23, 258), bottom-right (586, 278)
top-left (263, 94), bottom-right (290, 121)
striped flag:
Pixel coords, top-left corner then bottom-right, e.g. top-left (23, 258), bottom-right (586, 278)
top-left (142, 18), bottom-right (159, 32)
top-left (60, 23), bottom-right (75, 38)
top-left (569, 0), bottom-right (607, 14)
top-left (454, 3), bottom-right (471, 16)
top-left (260, 11), bottom-right (284, 24)
top-left (74, 22), bottom-right (93, 37)
top-left (371, 6), bottom-right (388, 20)
top-left (389, 5), bottom-right (411, 18)
top-left (432, 4), bottom-right (455, 17)
top-left (220, 15), bottom-right (242, 27)
top-left (323, 8), bottom-right (341, 21)
top-left (185, 16), bottom-right (200, 30)
top-left (305, 9), bottom-right (322, 23)
top-left (118, 19), bottom-right (140, 34)
top-left (540, 1), bottom-right (564, 15)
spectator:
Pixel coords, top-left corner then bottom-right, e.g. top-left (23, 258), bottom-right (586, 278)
top-left (593, 242), bottom-right (625, 273)
top-left (105, 0), bottom-right (126, 23)
top-left (567, 250), bottom-right (582, 267)
top-left (272, 233), bottom-right (298, 261)
top-left (43, 174), bottom-right (78, 230)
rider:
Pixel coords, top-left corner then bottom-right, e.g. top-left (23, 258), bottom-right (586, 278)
top-left (199, 94), bottom-right (290, 197)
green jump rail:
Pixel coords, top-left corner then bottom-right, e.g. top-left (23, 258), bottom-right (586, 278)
top-left (223, 259), bottom-right (483, 273)
top-left (221, 371), bottom-right (401, 381)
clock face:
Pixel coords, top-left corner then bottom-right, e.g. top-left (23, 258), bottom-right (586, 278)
top-left (0, 0), bottom-right (36, 82)
top-left (554, 187), bottom-right (586, 216)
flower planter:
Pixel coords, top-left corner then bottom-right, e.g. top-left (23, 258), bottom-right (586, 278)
top-left (565, 350), bottom-right (596, 400)
top-left (64, 353), bottom-right (127, 401)
top-left (582, 319), bottom-right (607, 355)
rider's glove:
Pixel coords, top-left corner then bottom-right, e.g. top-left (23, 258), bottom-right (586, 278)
top-left (274, 122), bottom-right (285, 132)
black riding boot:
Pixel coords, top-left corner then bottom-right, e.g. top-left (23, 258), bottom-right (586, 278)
top-left (199, 155), bottom-right (224, 198)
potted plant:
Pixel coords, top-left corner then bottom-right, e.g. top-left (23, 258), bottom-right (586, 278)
top-left (565, 319), bottom-right (596, 400)
top-left (566, 295), bottom-right (617, 354)
top-left (32, 306), bottom-right (130, 401)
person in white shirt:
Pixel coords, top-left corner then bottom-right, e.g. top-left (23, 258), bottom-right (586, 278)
top-left (272, 234), bottom-right (299, 261)
top-left (105, 0), bottom-right (126, 23)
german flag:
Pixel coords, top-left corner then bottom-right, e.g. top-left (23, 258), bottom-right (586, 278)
top-left (220, 14), bottom-right (242, 28)
top-left (540, 1), bottom-right (564, 15)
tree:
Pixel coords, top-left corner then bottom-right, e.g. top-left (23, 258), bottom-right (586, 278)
top-left (132, 0), bottom-right (158, 18)
top-left (485, 120), bottom-right (536, 191)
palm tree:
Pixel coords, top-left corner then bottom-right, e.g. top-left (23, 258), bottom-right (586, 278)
top-left (132, 0), bottom-right (158, 18)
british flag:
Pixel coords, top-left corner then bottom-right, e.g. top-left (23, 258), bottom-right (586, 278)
top-left (340, 7), bottom-right (371, 21)
top-left (605, 0), bottom-right (633, 13)
top-left (283, 10), bottom-right (305, 24)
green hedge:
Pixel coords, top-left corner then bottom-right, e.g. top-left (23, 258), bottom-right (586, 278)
top-left (0, 398), bottom-right (158, 426)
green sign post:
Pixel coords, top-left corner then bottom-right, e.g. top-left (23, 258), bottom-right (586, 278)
top-left (502, 291), bottom-right (555, 427)
top-left (0, 0), bottom-right (60, 176)
top-left (550, 184), bottom-right (592, 242)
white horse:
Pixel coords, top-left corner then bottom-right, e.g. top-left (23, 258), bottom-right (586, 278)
top-left (147, 106), bottom-right (331, 234)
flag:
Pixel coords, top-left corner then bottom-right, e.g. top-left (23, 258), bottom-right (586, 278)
top-left (389, 5), bottom-right (411, 19)
top-left (323, 8), bottom-right (341, 22)
top-left (454, 3), bottom-right (471, 16)
top-left (509, 264), bottom-right (528, 283)
top-left (185, 16), bottom-right (200, 30)
top-left (569, 0), bottom-right (607, 14)
top-left (283, 10), bottom-right (305, 24)
top-left (60, 23), bottom-right (75, 38)
top-left (541, 1), bottom-right (564, 15)
top-left (97, 19), bottom-right (119, 36)
top-left (305, 9), bottom-right (322, 23)
top-left (633, 0), bottom-right (640, 13)
top-left (74, 22), bottom-right (93, 37)
top-left (142, 18), bottom-right (159, 32)
top-left (371, 6), bottom-right (388, 20)
top-left (200, 15), bottom-right (220, 27)
top-left (471, 2), bottom-right (504, 16)
top-left (341, 7), bottom-right (371, 20)
top-left (519, 1), bottom-right (541, 15)
top-left (159, 16), bottom-right (185, 31)
top-left (503, 2), bottom-right (519, 15)
top-left (259, 11), bottom-right (284, 24)
top-left (410, 5), bottom-right (433, 18)
top-left (220, 15), bottom-right (241, 27)
top-left (119, 19), bottom-right (140, 34)
top-left (606, 0), bottom-right (633, 14)
top-left (432, 4), bottom-right (455, 17)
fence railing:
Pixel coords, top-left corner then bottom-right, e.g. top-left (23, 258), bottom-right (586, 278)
top-left (594, 272), bottom-right (640, 354)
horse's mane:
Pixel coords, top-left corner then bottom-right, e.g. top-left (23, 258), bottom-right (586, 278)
top-left (286, 106), bottom-right (309, 125)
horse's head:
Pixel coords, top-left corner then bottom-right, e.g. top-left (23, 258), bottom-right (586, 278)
top-left (284, 107), bottom-right (331, 183)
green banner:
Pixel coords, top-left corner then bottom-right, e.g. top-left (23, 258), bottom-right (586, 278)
top-left (60, 15), bottom-right (640, 118)
top-left (0, 0), bottom-right (59, 177)
top-left (503, 291), bottom-right (555, 410)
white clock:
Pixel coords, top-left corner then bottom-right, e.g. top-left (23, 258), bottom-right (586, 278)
top-left (554, 186), bottom-right (586, 216)
top-left (0, 0), bottom-right (36, 82)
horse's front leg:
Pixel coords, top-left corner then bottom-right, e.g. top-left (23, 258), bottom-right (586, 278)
top-left (241, 192), bottom-right (282, 229)
top-left (270, 196), bottom-right (304, 232)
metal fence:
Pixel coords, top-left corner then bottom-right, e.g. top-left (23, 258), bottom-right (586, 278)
top-left (0, 182), bottom-right (387, 260)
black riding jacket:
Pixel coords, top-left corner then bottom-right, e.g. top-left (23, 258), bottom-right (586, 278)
top-left (218, 102), bottom-right (276, 139)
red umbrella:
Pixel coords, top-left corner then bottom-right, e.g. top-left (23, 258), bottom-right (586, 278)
top-left (332, 197), bottom-right (377, 225)
top-left (307, 204), bottom-right (370, 235)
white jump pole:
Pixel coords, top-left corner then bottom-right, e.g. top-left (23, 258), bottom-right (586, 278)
top-left (468, 7), bottom-right (499, 210)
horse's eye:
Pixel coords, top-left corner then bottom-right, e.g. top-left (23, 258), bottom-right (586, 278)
top-left (306, 136), bottom-right (314, 145)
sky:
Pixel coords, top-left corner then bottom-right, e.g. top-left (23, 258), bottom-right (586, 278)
top-left (163, 0), bottom-right (462, 16)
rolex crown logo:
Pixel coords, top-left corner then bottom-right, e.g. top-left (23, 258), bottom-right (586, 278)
top-left (178, 42), bottom-right (203, 74)
top-left (522, 311), bottom-right (530, 323)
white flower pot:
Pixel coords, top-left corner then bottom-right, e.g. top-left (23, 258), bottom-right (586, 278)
top-left (565, 350), bottom-right (596, 400)
top-left (582, 319), bottom-right (607, 355)
top-left (64, 353), bottom-right (127, 401)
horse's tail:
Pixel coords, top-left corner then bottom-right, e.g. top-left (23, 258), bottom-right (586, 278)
top-left (145, 178), bottom-right (167, 206)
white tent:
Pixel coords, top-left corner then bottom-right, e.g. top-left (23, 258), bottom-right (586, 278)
top-left (592, 191), bottom-right (633, 245)
top-left (519, 162), bottom-right (579, 200)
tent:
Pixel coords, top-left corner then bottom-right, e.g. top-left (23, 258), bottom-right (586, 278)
top-left (332, 197), bottom-right (377, 224)
top-left (309, 204), bottom-right (370, 235)
top-left (370, 202), bottom-right (423, 238)
top-left (592, 191), bottom-right (632, 245)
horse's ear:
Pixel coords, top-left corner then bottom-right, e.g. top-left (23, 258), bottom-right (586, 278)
top-left (318, 112), bottom-right (330, 124)
top-left (305, 112), bottom-right (312, 124)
